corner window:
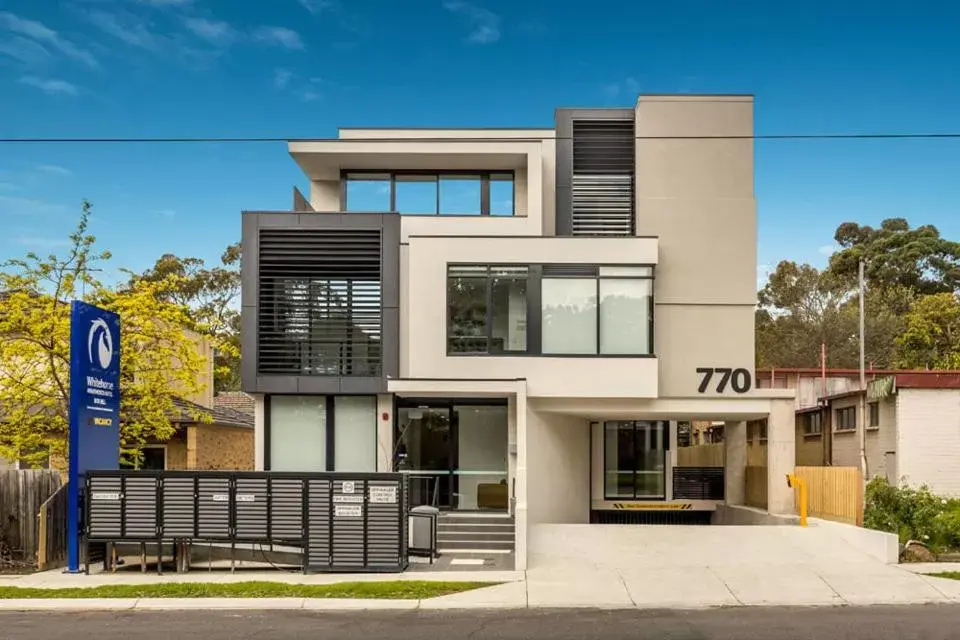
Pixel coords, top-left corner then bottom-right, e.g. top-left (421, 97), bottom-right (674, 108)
top-left (868, 401), bottom-right (880, 428)
top-left (835, 406), bottom-right (856, 431)
top-left (343, 172), bottom-right (514, 216)
top-left (542, 265), bottom-right (653, 356)
top-left (448, 265), bottom-right (528, 354)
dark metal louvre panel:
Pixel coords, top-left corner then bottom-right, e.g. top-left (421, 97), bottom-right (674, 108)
top-left (258, 228), bottom-right (383, 377)
top-left (673, 467), bottom-right (725, 500)
top-left (87, 477), bottom-right (122, 538)
top-left (162, 477), bottom-right (196, 538)
top-left (197, 477), bottom-right (231, 539)
top-left (234, 477), bottom-right (268, 540)
top-left (307, 478), bottom-right (331, 569)
top-left (590, 510), bottom-right (713, 525)
top-left (542, 264), bottom-right (599, 277)
top-left (366, 479), bottom-right (402, 568)
top-left (573, 120), bottom-right (635, 174)
top-left (331, 479), bottom-right (365, 570)
top-left (270, 478), bottom-right (304, 540)
top-left (572, 119), bottom-right (635, 237)
top-left (123, 476), bottom-right (158, 538)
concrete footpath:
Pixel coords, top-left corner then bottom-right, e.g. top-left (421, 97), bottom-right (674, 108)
top-left (5, 525), bottom-right (960, 611)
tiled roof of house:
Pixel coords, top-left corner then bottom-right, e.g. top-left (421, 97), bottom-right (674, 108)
top-left (171, 396), bottom-right (254, 429)
top-left (214, 391), bottom-right (255, 418)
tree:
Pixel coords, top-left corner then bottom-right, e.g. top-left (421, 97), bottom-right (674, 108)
top-left (0, 201), bottom-right (207, 467)
top-left (894, 293), bottom-right (960, 369)
top-left (756, 260), bottom-right (909, 369)
top-left (830, 218), bottom-right (960, 295)
top-left (130, 243), bottom-right (241, 392)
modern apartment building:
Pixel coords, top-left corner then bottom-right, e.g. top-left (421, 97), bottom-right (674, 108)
top-left (240, 94), bottom-right (796, 569)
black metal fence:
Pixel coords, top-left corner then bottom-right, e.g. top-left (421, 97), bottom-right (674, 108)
top-left (672, 467), bottom-right (725, 500)
top-left (85, 471), bottom-right (408, 574)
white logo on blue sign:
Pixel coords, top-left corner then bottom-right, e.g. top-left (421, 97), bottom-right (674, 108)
top-left (88, 318), bottom-right (114, 369)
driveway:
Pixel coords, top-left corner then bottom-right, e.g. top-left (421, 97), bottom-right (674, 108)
top-left (526, 524), bottom-right (960, 608)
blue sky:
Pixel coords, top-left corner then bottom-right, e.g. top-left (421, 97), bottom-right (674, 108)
top-left (2, 0), bottom-right (960, 286)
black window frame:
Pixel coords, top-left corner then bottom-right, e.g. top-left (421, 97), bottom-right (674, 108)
top-left (445, 263), bottom-right (656, 358)
top-left (868, 401), bottom-right (880, 428)
top-left (446, 265), bottom-right (531, 355)
top-left (602, 420), bottom-right (669, 501)
top-left (342, 170), bottom-right (516, 216)
top-left (835, 406), bottom-right (857, 432)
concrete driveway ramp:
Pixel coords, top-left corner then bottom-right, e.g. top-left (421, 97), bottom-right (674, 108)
top-left (526, 524), bottom-right (954, 608)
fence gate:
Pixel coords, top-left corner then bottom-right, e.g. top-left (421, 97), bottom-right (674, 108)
top-left (85, 471), bottom-right (408, 574)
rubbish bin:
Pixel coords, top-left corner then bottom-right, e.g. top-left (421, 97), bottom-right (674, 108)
top-left (408, 505), bottom-right (439, 561)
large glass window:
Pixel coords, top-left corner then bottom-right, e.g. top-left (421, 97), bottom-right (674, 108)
top-left (542, 278), bottom-right (597, 354)
top-left (343, 172), bottom-right (514, 215)
top-left (334, 396), bottom-right (377, 471)
top-left (489, 173), bottom-right (515, 216)
top-left (270, 396), bottom-right (326, 471)
top-left (344, 173), bottom-right (390, 212)
top-left (603, 421), bottom-right (667, 500)
top-left (448, 265), bottom-right (528, 354)
top-left (394, 175), bottom-right (438, 214)
top-left (542, 266), bottom-right (653, 356)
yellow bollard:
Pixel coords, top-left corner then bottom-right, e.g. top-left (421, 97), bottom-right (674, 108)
top-left (786, 473), bottom-right (808, 527)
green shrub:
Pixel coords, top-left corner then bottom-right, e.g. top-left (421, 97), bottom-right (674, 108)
top-left (863, 477), bottom-right (960, 552)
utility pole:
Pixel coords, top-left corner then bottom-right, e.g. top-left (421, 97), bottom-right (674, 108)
top-left (858, 259), bottom-right (868, 483)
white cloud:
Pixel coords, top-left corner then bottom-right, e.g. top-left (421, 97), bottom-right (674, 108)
top-left (443, 1), bottom-right (500, 44)
top-left (19, 76), bottom-right (80, 96)
top-left (135, 0), bottom-right (197, 5)
top-left (0, 36), bottom-right (52, 67)
top-left (35, 164), bottom-right (72, 176)
top-left (14, 236), bottom-right (72, 249)
top-left (602, 76), bottom-right (640, 99)
top-left (253, 26), bottom-right (305, 50)
top-left (818, 244), bottom-right (838, 257)
top-left (155, 209), bottom-right (176, 218)
top-left (299, 88), bottom-right (321, 102)
top-left (183, 16), bottom-right (237, 45)
top-left (297, 0), bottom-right (339, 14)
top-left (84, 9), bottom-right (163, 50)
top-left (273, 68), bottom-right (293, 89)
top-left (0, 196), bottom-right (72, 216)
top-left (0, 11), bottom-right (98, 68)
top-left (757, 263), bottom-right (773, 289)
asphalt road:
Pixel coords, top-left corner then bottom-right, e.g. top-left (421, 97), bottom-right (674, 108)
top-left (3, 605), bottom-right (960, 640)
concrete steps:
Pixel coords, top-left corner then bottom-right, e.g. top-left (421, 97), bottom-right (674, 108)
top-left (437, 512), bottom-right (515, 553)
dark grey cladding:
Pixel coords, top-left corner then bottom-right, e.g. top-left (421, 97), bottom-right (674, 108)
top-left (240, 212), bottom-right (400, 394)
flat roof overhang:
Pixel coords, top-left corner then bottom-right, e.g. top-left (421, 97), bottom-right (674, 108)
top-left (387, 377), bottom-right (526, 398)
top-left (289, 140), bottom-right (537, 181)
top-left (530, 390), bottom-right (795, 421)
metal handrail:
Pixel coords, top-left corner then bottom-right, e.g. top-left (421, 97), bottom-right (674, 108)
top-left (36, 480), bottom-right (68, 571)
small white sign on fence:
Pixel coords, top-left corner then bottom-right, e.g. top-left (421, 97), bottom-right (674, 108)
top-left (334, 504), bottom-right (362, 518)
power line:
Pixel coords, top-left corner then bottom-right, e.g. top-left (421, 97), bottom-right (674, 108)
top-left (4, 133), bottom-right (960, 143)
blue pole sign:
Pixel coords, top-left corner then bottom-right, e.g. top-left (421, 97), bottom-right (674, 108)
top-left (67, 301), bottom-right (120, 573)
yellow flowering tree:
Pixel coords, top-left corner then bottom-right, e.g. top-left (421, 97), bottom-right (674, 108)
top-left (0, 201), bottom-right (207, 467)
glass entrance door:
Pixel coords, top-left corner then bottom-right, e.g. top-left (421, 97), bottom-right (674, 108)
top-left (603, 420), bottom-right (667, 499)
top-left (395, 401), bottom-right (509, 511)
top-left (396, 405), bottom-right (456, 508)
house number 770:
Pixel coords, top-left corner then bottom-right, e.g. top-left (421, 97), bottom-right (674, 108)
top-left (696, 367), bottom-right (752, 394)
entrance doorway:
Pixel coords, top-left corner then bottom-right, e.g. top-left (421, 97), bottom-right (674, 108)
top-left (395, 400), bottom-right (508, 511)
top-left (603, 420), bottom-right (668, 500)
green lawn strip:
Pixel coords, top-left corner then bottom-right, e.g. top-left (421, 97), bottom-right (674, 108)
top-left (929, 572), bottom-right (960, 581)
top-left (0, 580), bottom-right (496, 600)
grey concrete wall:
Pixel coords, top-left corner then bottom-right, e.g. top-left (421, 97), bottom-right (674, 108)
top-left (635, 96), bottom-right (757, 399)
